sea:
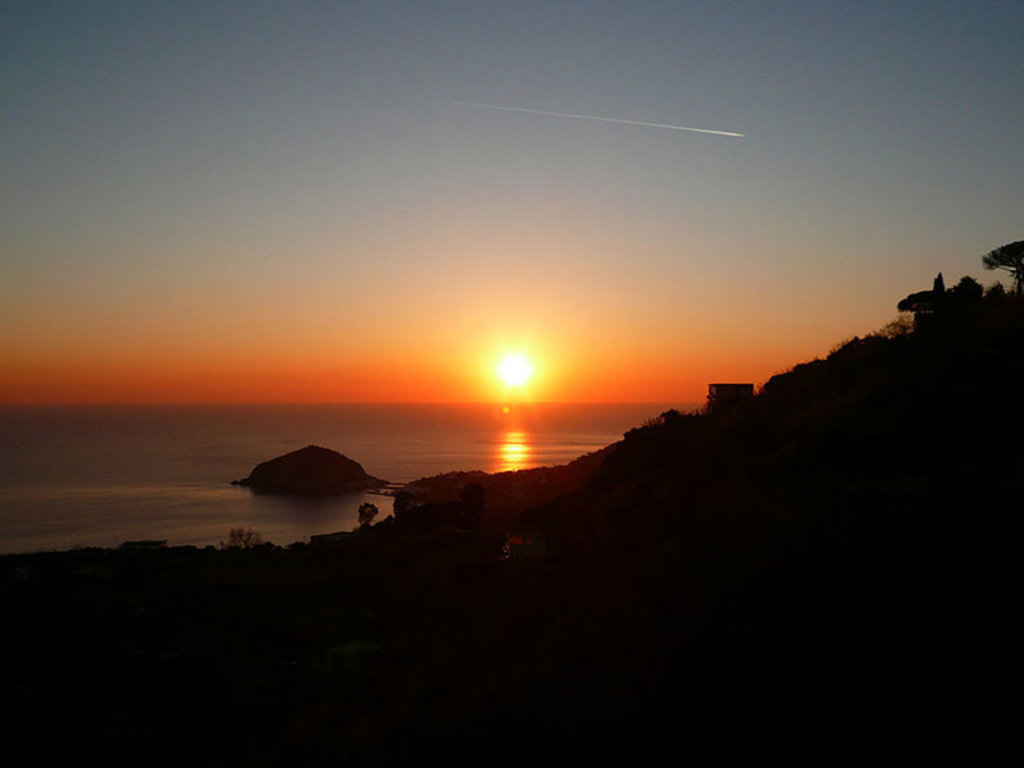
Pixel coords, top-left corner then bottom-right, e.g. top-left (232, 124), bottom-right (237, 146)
top-left (0, 403), bottom-right (686, 554)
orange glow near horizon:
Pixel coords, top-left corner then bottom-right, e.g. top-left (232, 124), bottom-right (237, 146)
top-left (0, 339), bottom-right (819, 405)
top-left (0, 202), bottom-right (896, 407)
top-left (0, 302), bottom-right (849, 405)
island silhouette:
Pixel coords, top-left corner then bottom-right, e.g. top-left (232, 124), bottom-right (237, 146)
top-left (2, 265), bottom-right (1018, 764)
top-left (232, 444), bottom-right (386, 495)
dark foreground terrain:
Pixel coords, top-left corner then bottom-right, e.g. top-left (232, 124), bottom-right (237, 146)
top-left (3, 289), bottom-right (1018, 765)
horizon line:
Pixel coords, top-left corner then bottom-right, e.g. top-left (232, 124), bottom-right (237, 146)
top-left (0, 400), bottom-right (702, 407)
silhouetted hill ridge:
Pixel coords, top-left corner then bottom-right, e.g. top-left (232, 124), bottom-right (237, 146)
top-left (588, 294), bottom-right (1024, 506)
top-left (2, 295), bottom-right (1017, 764)
top-left (498, 296), bottom-right (1019, 758)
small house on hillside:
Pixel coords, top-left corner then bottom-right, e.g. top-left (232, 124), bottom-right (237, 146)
top-left (707, 383), bottom-right (754, 413)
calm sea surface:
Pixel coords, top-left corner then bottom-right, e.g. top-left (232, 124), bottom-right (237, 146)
top-left (0, 403), bottom-right (685, 554)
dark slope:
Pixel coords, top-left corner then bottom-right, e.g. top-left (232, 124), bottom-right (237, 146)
top-left (502, 297), bottom-right (1022, 760)
top-left (3, 298), bottom-right (1018, 765)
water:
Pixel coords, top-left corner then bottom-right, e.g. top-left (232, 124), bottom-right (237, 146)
top-left (0, 403), bottom-right (684, 553)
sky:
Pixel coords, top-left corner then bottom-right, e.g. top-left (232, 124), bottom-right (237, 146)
top-left (2, 1), bottom-right (1022, 404)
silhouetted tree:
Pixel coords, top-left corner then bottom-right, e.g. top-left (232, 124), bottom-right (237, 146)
top-left (877, 315), bottom-right (914, 339)
top-left (982, 240), bottom-right (1024, 294)
top-left (898, 273), bottom-right (946, 312)
top-left (985, 282), bottom-right (1007, 304)
top-left (393, 490), bottom-right (414, 521)
top-left (223, 527), bottom-right (263, 549)
top-left (950, 275), bottom-right (983, 303)
top-left (358, 502), bottom-right (379, 528)
top-left (642, 409), bottom-right (682, 428)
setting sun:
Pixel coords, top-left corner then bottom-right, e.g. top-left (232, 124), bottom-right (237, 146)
top-left (498, 353), bottom-right (533, 388)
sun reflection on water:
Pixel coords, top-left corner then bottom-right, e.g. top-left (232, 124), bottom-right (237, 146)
top-left (495, 430), bottom-right (532, 473)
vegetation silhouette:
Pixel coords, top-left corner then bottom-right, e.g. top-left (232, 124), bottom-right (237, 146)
top-left (221, 526), bottom-right (264, 550)
top-left (982, 238), bottom-right (1024, 294)
top-left (897, 271), bottom-right (945, 312)
top-left (2, 269), bottom-right (1019, 764)
top-left (357, 502), bottom-right (379, 528)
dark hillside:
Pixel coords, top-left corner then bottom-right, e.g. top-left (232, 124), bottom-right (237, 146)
top-left (2, 297), bottom-right (1018, 764)
top-left (512, 295), bottom-right (1022, 759)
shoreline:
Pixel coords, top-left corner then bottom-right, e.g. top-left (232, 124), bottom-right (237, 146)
top-left (0, 402), bottom-right (668, 555)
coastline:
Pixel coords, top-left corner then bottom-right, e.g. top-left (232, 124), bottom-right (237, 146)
top-left (0, 402), bottom-right (680, 555)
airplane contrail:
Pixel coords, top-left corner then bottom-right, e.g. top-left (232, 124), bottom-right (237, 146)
top-left (440, 100), bottom-right (745, 138)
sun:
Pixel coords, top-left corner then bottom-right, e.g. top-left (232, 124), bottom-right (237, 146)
top-left (498, 353), bottom-right (533, 388)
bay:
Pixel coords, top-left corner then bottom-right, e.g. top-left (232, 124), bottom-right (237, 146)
top-left (0, 403), bottom-right (687, 553)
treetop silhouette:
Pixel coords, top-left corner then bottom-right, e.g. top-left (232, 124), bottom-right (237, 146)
top-left (982, 239), bottom-right (1024, 294)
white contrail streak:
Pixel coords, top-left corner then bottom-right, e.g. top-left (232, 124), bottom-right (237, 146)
top-left (440, 100), bottom-right (745, 138)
